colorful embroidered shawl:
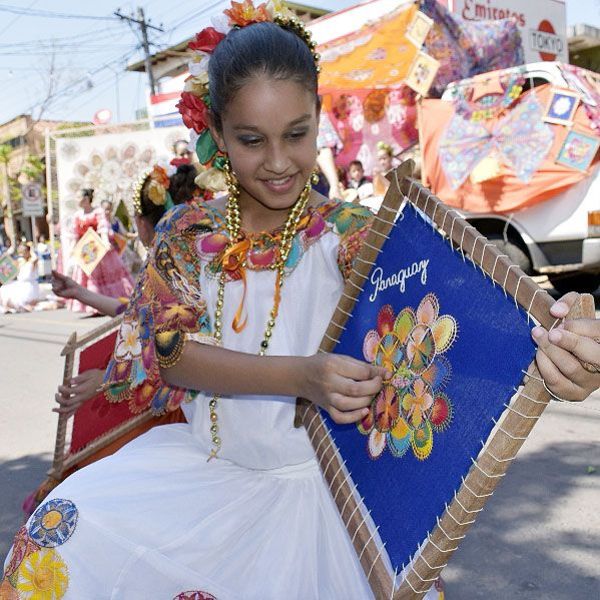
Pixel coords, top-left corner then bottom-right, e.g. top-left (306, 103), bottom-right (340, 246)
top-left (103, 200), bottom-right (373, 414)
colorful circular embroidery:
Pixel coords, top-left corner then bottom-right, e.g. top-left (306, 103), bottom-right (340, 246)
top-left (360, 295), bottom-right (457, 461)
top-left (173, 592), bottom-right (217, 600)
top-left (15, 548), bottom-right (68, 600)
top-left (28, 499), bottom-right (78, 548)
top-left (3, 526), bottom-right (41, 579)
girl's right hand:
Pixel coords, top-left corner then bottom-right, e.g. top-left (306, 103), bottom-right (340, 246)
top-left (300, 354), bottom-right (390, 424)
top-left (53, 369), bottom-right (105, 416)
top-left (51, 270), bottom-right (82, 300)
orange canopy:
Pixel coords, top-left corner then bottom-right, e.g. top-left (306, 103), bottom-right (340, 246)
top-left (316, 3), bottom-right (419, 95)
top-left (421, 84), bottom-right (600, 213)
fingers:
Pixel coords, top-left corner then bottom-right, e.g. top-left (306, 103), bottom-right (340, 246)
top-left (547, 326), bottom-right (600, 366)
top-left (561, 317), bottom-right (600, 340)
top-left (549, 292), bottom-right (579, 318)
top-left (328, 405), bottom-right (370, 425)
top-left (336, 355), bottom-right (392, 381)
top-left (531, 327), bottom-right (593, 401)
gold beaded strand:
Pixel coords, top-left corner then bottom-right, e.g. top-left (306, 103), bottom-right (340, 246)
top-left (206, 161), bottom-right (313, 460)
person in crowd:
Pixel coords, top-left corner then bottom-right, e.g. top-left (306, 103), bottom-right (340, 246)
top-left (171, 138), bottom-right (194, 169)
top-left (3, 5), bottom-right (599, 599)
top-left (65, 188), bottom-right (134, 314)
top-left (35, 234), bottom-right (52, 282)
top-left (52, 164), bottom-right (190, 415)
top-left (372, 140), bottom-right (397, 198)
top-left (316, 111), bottom-right (345, 199)
top-left (0, 242), bottom-right (39, 313)
top-left (347, 159), bottom-right (371, 189)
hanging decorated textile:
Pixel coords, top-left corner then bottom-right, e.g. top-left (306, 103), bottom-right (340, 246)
top-left (450, 71), bottom-right (525, 121)
top-left (420, 0), bottom-right (524, 98)
top-left (560, 64), bottom-right (600, 132)
top-left (421, 84), bottom-right (600, 213)
top-left (439, 92), bottom-right (554, 189)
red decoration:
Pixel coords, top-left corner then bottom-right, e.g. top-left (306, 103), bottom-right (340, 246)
top-left (176, 92), bottom-right (209, 134)
top-left (188, 27), bottom-right (226, 54)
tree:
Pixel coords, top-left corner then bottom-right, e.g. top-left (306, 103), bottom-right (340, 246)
top-left (0, 144), bottom-right (17, 248)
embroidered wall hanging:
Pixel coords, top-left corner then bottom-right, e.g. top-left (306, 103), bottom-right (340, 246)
top-left (555, 129), bottom-right (600, 172)
top-left (70, 228), bottom-right (109, 277)
top-left (543, 88), bottom-right (581, 126)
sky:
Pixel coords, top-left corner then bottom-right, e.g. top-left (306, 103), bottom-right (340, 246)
top-left (0, 0), bottom-right (598, 127)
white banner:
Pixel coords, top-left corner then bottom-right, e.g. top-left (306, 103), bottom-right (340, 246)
top-left (55, 124), bottom-right (188, 266)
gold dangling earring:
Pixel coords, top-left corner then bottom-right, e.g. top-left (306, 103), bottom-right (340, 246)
top-left (222, 156), bottom-right (239, 197)
top-left (310, 168), bottom-right (320, 185)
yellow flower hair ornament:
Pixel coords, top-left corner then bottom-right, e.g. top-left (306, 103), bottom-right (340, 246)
top-left (132, 165), bottom-right (174, 216)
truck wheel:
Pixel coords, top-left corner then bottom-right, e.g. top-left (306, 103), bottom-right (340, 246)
top-left (488, 236), bottom-right (532, 275)
top-left (548, 273), bottom-right (600, 295)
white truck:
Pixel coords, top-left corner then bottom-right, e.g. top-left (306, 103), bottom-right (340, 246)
top-left (441, 62), bottom-right (600, 294)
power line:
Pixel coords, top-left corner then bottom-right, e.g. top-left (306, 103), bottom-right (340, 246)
top-left (0, 0), bottom-right (38, 37)
top-left (114, 8), bottom-right (164, 96)
top-left (0, 4), bottom-right (118, 21)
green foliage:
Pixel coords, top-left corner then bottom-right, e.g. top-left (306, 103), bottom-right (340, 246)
top-left (21, 155), bottom-right (44, 181)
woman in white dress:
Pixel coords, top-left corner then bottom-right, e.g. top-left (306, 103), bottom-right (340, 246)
top-left (0, 242), bottom-right (39, 313)
top-left (2, 5), bottom-right (599, 600)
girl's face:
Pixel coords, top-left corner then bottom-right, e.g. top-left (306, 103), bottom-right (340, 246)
top-left (102, 203), bottom-right (112, 219)
top-left (210, 75), bottom-right (319, 219)
top-left (134, 214), bottom-right (155, 248)
top-left (377, 150), bottom-right (392, 172)
top-left (79, 193), bottom-right (92, 210)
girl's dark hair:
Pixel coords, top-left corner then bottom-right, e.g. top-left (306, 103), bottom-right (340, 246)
top-left (169, 163), bottom-right (198, 205)
top-left (208, 22), bottom-right (318, 130)
top-left (81, 188), bottom-right (94, 201)
top-left (138, 179), bottom-right (166, 228)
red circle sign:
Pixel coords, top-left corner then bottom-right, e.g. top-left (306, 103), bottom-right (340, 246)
top-left (537, 20), bottom-right (556, 61)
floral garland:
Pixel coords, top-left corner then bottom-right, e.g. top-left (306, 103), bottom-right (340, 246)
top-left (176, 0), bottom-right (319, 193)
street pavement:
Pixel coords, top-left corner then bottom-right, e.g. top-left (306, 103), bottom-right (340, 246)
top-left (0, 299), bottom-right (598, 598)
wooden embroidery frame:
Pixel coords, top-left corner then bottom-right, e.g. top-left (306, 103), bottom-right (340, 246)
top-left (49, 315), bottom-right (155, 483)
top-left (295, 160), bottom-right (595, 599)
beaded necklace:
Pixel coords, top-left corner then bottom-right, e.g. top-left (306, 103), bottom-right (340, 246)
top-left (207, 165), bottom-right (313, 460)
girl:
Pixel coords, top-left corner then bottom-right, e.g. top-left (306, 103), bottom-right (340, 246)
top-left (0, 242), bottom-right (39, 313)
top-left (19, 165), bottom-right (189, 518)
top-left (51, 164), bottom-right (184, 416)
top-left (66, 188), bottom-right (134, 314)
top-left (2, 6), bottom-right (598, 600)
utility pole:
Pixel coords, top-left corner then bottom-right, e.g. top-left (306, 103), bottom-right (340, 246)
top-left (114, 7), bottom-right (164, 97)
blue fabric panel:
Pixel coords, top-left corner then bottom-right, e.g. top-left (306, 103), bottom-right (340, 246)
top-left (327, 203), bottom-right (535, 571)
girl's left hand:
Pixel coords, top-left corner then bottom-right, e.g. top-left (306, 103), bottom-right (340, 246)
top-left (532, 292), bottom-right (600, 402)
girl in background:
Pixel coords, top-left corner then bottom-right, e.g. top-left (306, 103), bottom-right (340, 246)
top-left (66, 188), bottom-right (133, 314)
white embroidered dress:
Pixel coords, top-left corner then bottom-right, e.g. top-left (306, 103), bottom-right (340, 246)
top-left (3, 201), bottom-right (441, 600)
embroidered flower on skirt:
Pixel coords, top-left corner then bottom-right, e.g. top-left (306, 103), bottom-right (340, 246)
top-left (15, 548), bottom-right (69, 600)
top-left (28, 499), bottom-right (78, 548)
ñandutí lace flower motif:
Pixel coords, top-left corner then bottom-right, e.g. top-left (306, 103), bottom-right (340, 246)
top-left (15, 548), bottom-right (69, 600)
top-left (359, 293), bottom-right (457, 461)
